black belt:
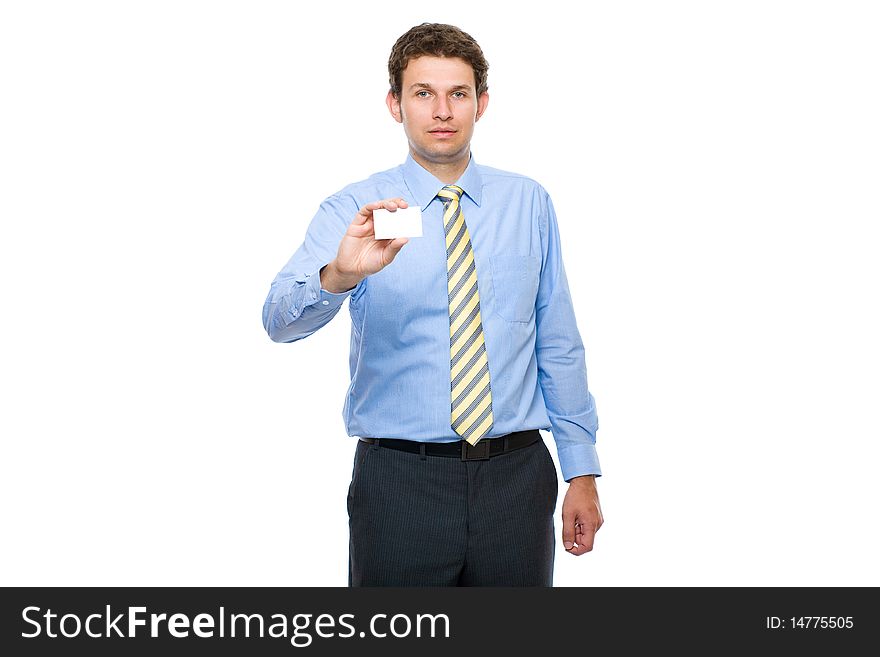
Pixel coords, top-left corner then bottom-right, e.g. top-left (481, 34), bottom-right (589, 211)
top-left (359, 430), bottom-right (541, 461)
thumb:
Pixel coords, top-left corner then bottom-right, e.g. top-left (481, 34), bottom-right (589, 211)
top-left (562, 509), bottom-right (577, 550)
top-left (384, 237), bottom-right (409, 257)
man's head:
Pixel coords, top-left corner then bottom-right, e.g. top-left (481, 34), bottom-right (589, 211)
top-left (386, 23), bottom-right (490, 173)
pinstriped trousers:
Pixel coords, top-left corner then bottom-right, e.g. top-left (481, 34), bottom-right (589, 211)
top-left (347, 435), bottom-right (558, 586)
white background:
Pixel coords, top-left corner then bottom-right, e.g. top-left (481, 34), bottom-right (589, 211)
top-left (2, 0), bottom-right (878, 586)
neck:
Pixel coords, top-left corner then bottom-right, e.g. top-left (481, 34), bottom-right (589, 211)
top-left (411, 149), bottom-right (470, 185)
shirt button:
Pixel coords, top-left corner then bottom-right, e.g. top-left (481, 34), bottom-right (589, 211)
top-left (322, 300), bottom-right (329, 305)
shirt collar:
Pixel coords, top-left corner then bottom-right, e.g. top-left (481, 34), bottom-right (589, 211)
top-left (403, 151), bottom-right (483, 210)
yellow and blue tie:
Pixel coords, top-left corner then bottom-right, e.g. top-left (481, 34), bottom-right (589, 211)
top-left (438, 184), bottom-right (494, 445)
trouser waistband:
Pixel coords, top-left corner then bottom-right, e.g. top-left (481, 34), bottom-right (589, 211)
top-left (358, 430), bottom-right (541, 461)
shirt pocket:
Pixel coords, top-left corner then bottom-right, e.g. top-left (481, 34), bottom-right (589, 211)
top-left (489, 254), bottom-right (541, 323)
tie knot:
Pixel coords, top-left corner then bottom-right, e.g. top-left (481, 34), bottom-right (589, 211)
top-left (437, 185), bottom-right (463, 203)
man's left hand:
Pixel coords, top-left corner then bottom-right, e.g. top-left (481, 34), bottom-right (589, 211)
top-left (561, 475), bottom-right (604, 555)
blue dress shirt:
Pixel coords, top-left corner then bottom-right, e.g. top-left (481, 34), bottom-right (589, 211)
top-left (262, 152), bottom-right (600, 481)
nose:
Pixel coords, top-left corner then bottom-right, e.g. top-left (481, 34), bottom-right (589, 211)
top-left (434, 96), bottom-right (452, 121)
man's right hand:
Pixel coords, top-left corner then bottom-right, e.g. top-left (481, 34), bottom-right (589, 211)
top-left (320, 198), bottom-right (411, 293)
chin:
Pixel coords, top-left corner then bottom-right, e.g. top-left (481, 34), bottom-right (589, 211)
top-left (421, 144), bottom-right (465, 161)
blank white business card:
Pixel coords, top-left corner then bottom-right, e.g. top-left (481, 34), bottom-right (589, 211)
top-left (372, 206), bottom-right (423, 239)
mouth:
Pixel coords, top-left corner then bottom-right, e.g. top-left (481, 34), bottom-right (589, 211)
top-left (429, 130), bottom-right (457, 138)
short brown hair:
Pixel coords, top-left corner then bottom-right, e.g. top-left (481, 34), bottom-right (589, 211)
top-left (388, 23), bottom-right (489, 99)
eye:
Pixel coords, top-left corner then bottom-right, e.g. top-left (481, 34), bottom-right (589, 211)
top-left (453, 91), bottom-right (466, 98)
top-left (416, 90), bottom-right (430, 98)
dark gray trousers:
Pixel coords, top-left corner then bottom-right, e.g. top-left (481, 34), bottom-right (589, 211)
top-left (347, 435), bottom-right (558, 586)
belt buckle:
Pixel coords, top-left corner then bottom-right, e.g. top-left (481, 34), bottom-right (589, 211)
top-left (461, 439), bottom-right (491, 461)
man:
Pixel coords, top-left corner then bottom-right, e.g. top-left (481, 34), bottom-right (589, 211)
top-left (263, 23), bottom-right (603, 586)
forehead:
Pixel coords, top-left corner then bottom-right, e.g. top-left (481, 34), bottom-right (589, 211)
top-left (401, 55), bottom-right (475, 88)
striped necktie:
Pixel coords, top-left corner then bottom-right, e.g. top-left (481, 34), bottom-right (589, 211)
top-left (438, 184), bottom-right (494, 445)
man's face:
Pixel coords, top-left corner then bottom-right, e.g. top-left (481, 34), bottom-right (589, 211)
top-left (387, 55), bottom-right (489, 169)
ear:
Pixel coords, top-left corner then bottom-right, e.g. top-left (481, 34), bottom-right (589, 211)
top-left (475, 91), bottom-right (489, 122)
top-left (386, 90), bottom-right (403, 124)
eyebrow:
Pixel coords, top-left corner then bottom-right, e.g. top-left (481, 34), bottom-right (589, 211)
top-left (409, 82), bottom-right (473, 92)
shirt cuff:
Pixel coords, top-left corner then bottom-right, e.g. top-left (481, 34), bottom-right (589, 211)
top-left (557, 441), bottom-right (602, 482)
top-left (301, 269), bottom-right (355, 311)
